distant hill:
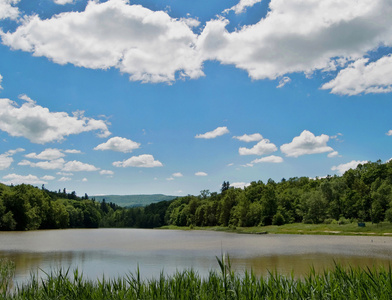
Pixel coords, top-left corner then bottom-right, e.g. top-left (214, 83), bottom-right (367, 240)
top-left (91, 194), bottom-right (177, 207)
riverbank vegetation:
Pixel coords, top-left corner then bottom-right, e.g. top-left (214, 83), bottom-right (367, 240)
top-left (162, 221), bottom-right (392, 236)
top-left (2, 256), bottom-right (392, 299)
top-left (1, 160), bottom-right (392, 232)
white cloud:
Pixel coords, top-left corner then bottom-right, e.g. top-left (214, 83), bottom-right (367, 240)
top-left (0, 96), bottom-right (110, 144)
top-left (331, 160), bottom-right (368, 175)
top-left (25, 148), bottom-right (65, 160)
top-left (277, 76), bottom-right (291, 88)
top-left (239, 139), bottom-right (277, 156)
top-left (180, 17), bottom-right (200, 28)
top-left (100, 170), bottom-right (114, 176)
top-left (18, 158), bottom-right (65, 170)
top-left (3, 0), bottom-right (391, 92)
top-left (166, 177), bottom-right (174, 181)
top-left (280, 130), bottom-right (334, 157)
top-left (223, 0), bottom-right (262, 14)
top-left (0, 0), bottom-right (20, 20)
top-left (113, 154), bottom-right (163, 168)
top-left (195, 126), bottom-right (229, 139)
top-left (0, 74), bottom-right (3, 90)
top-left (198, 0), bottom-right (392, 86)
top-left (53, 0), bottom-right (74, 5)
top-left (251, 155), bottom-right (283, 163)
top-left (1, 0), bottom-right (203, 84)
top-left (231, 182), bottom-right (251, 189)
top-left (322, 55), bottom-right (392, 95)
top-left (94, 136), bottom-right (140, 153)
top-left (41, 175), bottom-right (55, 180)
top-left (0, 154), bottom-right (13, 170)
top-left (64, 149), bottom-right (81, 154)
top-left (327, 151), bottom-right (340, 158)
top-left (241, 163), bottom-right (254, 168)
top-left (195, 171), bottom-right (207, 176)
top-left (0, 148), bottom-right (24, 170)
top-left (62, 160), bottom-right (100, 172)
top-left (2, 173), bottom-right (47, 185)
top-left (58, 176), bottom-right (72, 182)
top-left (233, 133), bottom-right (263, 142)
top-left (82, 177), bottom-right (88, 182)
top-left (386, 130), bottom-right (392, 136)
top-left (57, 172), bottom-right (73, 176)
top-left (172, 172), bottom-right (183, 177)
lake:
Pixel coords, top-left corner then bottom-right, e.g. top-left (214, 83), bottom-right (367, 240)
top-left (1, 228), bottom-right (392, 284)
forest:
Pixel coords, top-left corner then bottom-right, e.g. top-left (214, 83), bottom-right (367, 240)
top-left (1, 160), bottom-right (392, 231)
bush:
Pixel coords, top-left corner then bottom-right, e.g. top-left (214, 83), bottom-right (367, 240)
top-left (272, 212), bottom-right (285, 226)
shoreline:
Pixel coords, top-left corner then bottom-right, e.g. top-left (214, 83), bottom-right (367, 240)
top-left (160, 221), bottom-right (392, 236)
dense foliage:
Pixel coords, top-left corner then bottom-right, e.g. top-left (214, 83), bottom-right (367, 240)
top-left (1, 160), bottom-right (392, 231)
top-left (163, 160), bottom-right (392, 227)
top-left (0, 184), bottom-right (120, 230)
top-left (2, 256), bottom-right (392, 299)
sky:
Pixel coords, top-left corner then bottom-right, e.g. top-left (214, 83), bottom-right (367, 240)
top-left (0, 0), bottom-right (391, 197)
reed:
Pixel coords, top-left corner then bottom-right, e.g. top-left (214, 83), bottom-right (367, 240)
top-left (2, 256), bottom-right (392, 299)
top-left (0, 258), bottom-right (15, 297)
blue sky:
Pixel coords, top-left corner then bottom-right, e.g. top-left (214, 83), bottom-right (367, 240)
top-left (0, 0), bottom-right (391, 196)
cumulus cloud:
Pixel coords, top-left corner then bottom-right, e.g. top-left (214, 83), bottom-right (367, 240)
top-left (94, 136), bottom-right (140, 153)
top-left (0, 74), bottom-right (3, 90)
top-left (58, 176), bottom-right (72, 182)
top-left (53, 0), bottom-right (74, 5)
top-left (223, 0), bottom-right (262, 14)
top-left (41, 175), bottom-right (55, 180)
top-left (172, 172), bottom-right (183, 177)
top-left (2, 0), bottom-right (392, 93)
top-left (327, 151), bottom-right (340, 158)
top-left (2, 173), bottom-right (47, 185)
top-left (25, 148), bottom-right (65, 160)
top-left (0, 0), bottom-right (20, 20)
top-left (195, 171), bottom-right (207, 176)
top-left (251, 155), bottom-right (283, 164)
top-left (239, 139), bottom-right (277, 156)
top-left (331, 160), bottom-right (368, 175)
top-left (100, 170), bottom-right (114, 176)
top-left (198, 0), bottom-right (392, 86)
top-left (387, 130), bottom-right (392, 136)
top-left (62, 160), bottom-right (100, 172)
top-left (18, 158), bottom-right (66, 170)
top-left (57, 172), bottom-right (73, 176)
top-left (0, 154), bottom-right (13, 170)
top-left (64, 149), bottom-right (81, 154)
top-left (21, 158), bottom-right (96, 172)
top-left (233, 133), bottom-right (263, 142)
top-left (195, 126), bottom-right (229, 139)
top-left (0, 96), bottom-right (110, 144)
top-left (280, 130), bottom-right (334, 157)
top-left (231, 182), bottom-right (251, 189)
top-left (277, 76), bottom-right (291, 88)
top-left (0, 148), bottom-right (25, 170)
top-left (1, 0), bottom-right (203, 83)
top-left (113, 154), bottom-right (163, 168)
top-left (322, 55), bottom-right (392, 95)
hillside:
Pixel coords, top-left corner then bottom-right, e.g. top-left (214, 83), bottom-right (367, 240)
top-left (91, 194), bottom-right (177, 207)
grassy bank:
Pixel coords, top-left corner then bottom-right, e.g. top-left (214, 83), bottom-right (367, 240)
top-left (162, 221), bottom-right (392, 236)
top-left (2, 256), bottom-right (392, 299)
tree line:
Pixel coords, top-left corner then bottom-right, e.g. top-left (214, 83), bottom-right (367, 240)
top-left (1, 160), bottom-right (392, 231)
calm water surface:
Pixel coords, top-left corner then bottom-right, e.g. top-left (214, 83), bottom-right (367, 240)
top-left (1, 228), bottom-right (392, 284)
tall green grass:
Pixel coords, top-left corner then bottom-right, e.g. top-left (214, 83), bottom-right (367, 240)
top-left (0, 258), bottom-right (15, 297)
top-left (2, 255), bottom-right (392, 299)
